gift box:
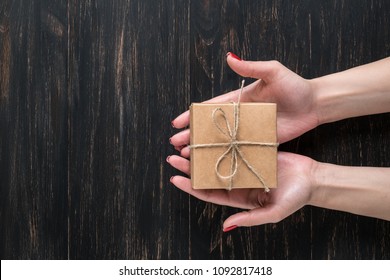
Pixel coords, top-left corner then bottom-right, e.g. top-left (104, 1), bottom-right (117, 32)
top-left (190, 102), bottom-right (278, 190)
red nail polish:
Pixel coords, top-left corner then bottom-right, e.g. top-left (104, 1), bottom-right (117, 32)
top-left (223, 225), bottom-right (238, 232)
top-left (166, 156), bottom-right (171, 162)
top-left (227, 52), bottom-right (241, 61)
top-left (171, 121), bottom-right (176, 128)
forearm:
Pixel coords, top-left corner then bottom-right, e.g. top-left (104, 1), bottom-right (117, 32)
top-left (309, 162), bottom-right (390, 221)
top-left (311, 57), bottom-right (390, 124)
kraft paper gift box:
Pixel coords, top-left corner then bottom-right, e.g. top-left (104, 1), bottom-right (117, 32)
top-left (190, 102), bottom-right (278, 190)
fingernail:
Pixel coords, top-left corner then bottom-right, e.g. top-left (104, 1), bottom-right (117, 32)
top-left (170, 176), bottom-right (175, 182)
top-left (169, 138), bottom-right (173, 144)
top-left (171, 121), bottom-right (176, 128)
top-left (166, 155), bottom-right (171, 163)
top-left (223, 225), bottom-right (238, 232)
top-left (226, 52), bottom-right (241, 61)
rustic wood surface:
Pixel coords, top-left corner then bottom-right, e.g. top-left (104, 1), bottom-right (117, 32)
top-left (1, 0), bottom-right (389, 259)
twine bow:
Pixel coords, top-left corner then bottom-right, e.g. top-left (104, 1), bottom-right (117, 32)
top-left (190, 80), bottom-right (279, 191)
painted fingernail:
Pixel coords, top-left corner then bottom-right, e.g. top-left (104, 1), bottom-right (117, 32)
top-left (169, 138), bottom-right (173, 144)
top-left (226, 52), bottom-right (241, 61)
top-left (171, 121), bottom-right (176, 128)
top-left (166, 156), bottom-right (171, 163)
top-left (223, 225), bottom-right (238, 232)
top-left (170, 176), bottom-right (175, 182)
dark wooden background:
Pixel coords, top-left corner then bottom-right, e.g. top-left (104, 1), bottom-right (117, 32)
top-left (1, 0), bottom-right (389, 260)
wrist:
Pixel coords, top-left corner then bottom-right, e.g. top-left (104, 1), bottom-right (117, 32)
top-left (307, 158), bottom-right (322, 206)
top-left (308, 74), bottom-right (353, 125)
top-left (307, 161), bottom-right (390, 220)
top-left (308, 77), bottom-right (328, 126)
top-left (308, 160), bottom-right (330, 207)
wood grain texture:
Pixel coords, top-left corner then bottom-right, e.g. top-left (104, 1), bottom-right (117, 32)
top-left (0, 0), bottom-right (389, 259)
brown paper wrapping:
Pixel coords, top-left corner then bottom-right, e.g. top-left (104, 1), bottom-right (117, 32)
top-left (190, 103), bottom-right (277, 190)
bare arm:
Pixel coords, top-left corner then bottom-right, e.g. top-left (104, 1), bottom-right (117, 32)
top-left (307, 57), bottom-right (390, 221)
top-left (312, 57), bottom-right (390, 124)
top-left (310, 162), bottom-right (390, 221)
top-left (171, 56), bottom-right (390, 151)
top-left (168, 152), bottom-right (390, 231)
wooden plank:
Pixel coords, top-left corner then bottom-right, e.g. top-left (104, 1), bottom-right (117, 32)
top-left (0, 0), bottom-right (69, 259)
top-left (0, 0), bottom-right (389, 260)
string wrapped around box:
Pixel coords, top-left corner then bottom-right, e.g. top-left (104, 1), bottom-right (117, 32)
top-left (189, 80), bottom-right (279, 191)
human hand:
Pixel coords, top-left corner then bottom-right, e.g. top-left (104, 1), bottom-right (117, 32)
top-left (168, 54), bottom-right (319, 230)
top-left (167, 152), bottom-right (315, 230)
top-left (168, 56), bottom-right (390, 229)
top-left (170, 54), bottom-right (319, 157)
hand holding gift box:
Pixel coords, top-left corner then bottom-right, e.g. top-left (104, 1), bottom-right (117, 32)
top-left (168, 54), bottom-right (390, 230)
top-left (167, 54), bottom-right (317, 231)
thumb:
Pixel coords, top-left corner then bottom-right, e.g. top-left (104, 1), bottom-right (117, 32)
top-left (226, 53), bottom-right (282, 83)
top-left (222, 207), bottom-right (282, 231)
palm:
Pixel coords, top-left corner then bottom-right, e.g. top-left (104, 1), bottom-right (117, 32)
top-left (168, 152), bottom-right (314, 227)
